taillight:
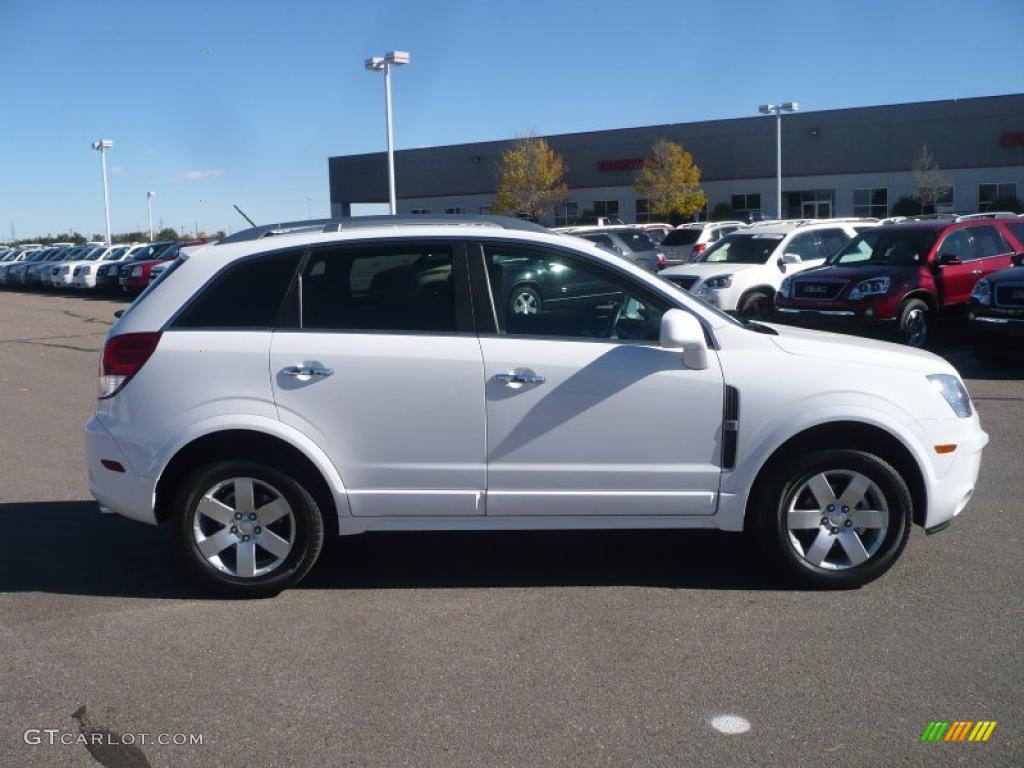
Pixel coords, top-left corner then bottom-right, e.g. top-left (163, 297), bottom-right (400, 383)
top-left (99, 332), bottom-right (162, 399)
top-left (692, 243), bottom-right (707, 257)
top-left (657, 252), bottom-right (666, 268)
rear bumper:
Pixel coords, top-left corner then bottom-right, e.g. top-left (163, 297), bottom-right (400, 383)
top-left (85, 414), bottom-right (158, 525)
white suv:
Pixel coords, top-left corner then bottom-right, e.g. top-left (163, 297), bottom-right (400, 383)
top-left (659, 219), bottom-right (874, 319)
top-left (660, 221), bottom-right (747, 266)
top-left (85, 216), bottom-right (986, 596)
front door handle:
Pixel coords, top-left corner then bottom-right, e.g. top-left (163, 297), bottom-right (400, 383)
top-left (493, 371), bottom-right (546, 386)
top-left (971, 269), bottom-right (983, 275)
top-left (282, 365), bottom-right (334, 379)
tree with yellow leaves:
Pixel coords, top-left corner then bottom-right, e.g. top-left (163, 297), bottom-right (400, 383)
top-left (491, 136), bottom-right (569, 221)
top-left (633, 139), bottom-right (707, 220)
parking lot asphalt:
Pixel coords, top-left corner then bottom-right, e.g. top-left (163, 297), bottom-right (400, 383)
top-left (1, 290), bottom-right (1021, 767)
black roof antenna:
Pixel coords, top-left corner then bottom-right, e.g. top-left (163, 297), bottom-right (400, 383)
top-left (233, 205), bottom-right (256, 228)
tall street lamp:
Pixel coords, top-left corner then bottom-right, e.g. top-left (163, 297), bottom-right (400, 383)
top-left (757, 103), bottom-right (799, 219)
top-left (91, 139), bottom-right (114, 244)
top-left (364, 50), bottom-right (410, 215)
top-left (147, 190), bottom-right (156, 241)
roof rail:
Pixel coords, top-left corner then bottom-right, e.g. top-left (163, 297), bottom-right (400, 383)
top-left (217, 214), bottom-right (549, 244)
top-left (954, 212), bottom-right (1018, 222)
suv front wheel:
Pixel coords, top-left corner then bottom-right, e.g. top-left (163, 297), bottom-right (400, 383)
top-left (174, 461), bottom-right (325, 597)
top-left (898, 299), bottom-right (930, 347)
top-left (754, 449), bottom-right (912, 588)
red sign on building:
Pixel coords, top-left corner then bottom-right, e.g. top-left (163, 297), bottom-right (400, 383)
top-left (597, 158), bottom-right (646, 173)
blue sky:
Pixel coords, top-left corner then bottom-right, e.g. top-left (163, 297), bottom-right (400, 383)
top-left (2, 0), bottom-right (1022, 239)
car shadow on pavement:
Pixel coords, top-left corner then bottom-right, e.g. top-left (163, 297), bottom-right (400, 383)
top-left (1, 501), bottom-right (787, 598)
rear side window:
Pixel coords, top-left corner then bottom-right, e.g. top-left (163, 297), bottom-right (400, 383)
top-left (173, 250), bottom-right (302, 328)
top-left (784, 232), bottom-right (822, 261)
top-left (970, 225), bottom-right (1010, 258)
top-left (615, 230), bottom-right (656, 252)
top-left (300, 243), bottom-right (456, 333)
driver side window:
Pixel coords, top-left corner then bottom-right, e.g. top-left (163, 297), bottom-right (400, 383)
top-left (484, 245), bottom-right (668, 342)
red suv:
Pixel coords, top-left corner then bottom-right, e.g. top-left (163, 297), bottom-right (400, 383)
top-left (773, 217), bottom-right (1024, 346)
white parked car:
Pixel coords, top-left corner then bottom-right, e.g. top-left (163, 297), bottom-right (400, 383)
top-left (56, 245), bottom-right (115, 288)
top-left (85, 216), bottom-right (986, 597)
top-left (73, 244), bottom-right (137, 288)
top-left (660, 221), bottom-right (747, 266)
top-left (659, 219), bottom-right (874, 320)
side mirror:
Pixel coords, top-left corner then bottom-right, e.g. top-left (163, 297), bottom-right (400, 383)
top-left (937, 253), bottom-right (962, 266)
top-left (1013, 252), bottom-right (1024, 267)
top-left (780, 253), bottom-right (802, 264)
top-left (660, 309), bottom-right (709, 370)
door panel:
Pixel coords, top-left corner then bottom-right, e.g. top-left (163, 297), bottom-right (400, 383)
top-left (935, 229), bottom-right (976, 305)
top-left (481, 337), bottom-right (724, 515)
top-left (271, 333), bottom-right (485, 516)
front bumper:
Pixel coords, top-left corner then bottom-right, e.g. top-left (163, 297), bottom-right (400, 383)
top-left (85, 414), bottom-right (158, 525)
top-left (969, 312), bottom-right (1024, 352)
top-left (773, 306), bottom-right (898, 337)
top-left (914, 418), bottom-right (989, 530)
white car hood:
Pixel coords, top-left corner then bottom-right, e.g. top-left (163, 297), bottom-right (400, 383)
top-left (765, 322), bottom-right (954, 375)
top-left (660, 262), bottom-right (760, 279)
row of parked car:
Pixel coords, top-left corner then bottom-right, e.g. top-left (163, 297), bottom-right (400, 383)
top-left (554, 213), bottom-right (1024, 355)
top-left (0, 239), bottom-right (207, 295)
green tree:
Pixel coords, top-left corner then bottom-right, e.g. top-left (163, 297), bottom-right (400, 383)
top-left (891, 196), bottom-right (923, 216)
top-left (633, 139), bottom-right (707, 221)
top-left (156, 227), bottom-right (179, 241)
top-left (491, 136), bottom-right (569, 221)
top-left (710, 202), bottom-right (736, 221)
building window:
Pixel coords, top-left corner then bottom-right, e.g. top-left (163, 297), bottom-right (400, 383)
top-left (854, 188), bottom-right (887, 218)
top-left (479, 206), bottom-right (491, 215)
top-left (444, 207), bottom-right (467, 214)
top-left (410, 209), bottom-right (431, 215)
top-left (636, 199), bottom-right (653, 223)
top-left (787, 190), bottom-right (833, 219)
top-left (593, 200), bottom-right (619, 217)
top-left (979, 183), bottom-right (1017, 211)
top-left (923, 187), bottom-right (954, 215)
top-left (554, 202), bottom-right (579, 227)
top-left (730, 194), bottom-right (761, 219)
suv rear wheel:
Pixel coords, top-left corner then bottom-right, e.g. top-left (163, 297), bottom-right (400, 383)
top-left (754, 449), bottom-right (912, 588)
top-left (174, 461), bottom-right (325, 597)
top-left (898, 299), bottom-right (930, 347)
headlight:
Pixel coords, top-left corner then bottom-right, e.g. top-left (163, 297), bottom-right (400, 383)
top-left (132, 266), bottom-right (142, 276)
top-left (779, 277), bottom-right (792, 298)
top-left (927, 374), bottom-right (973, 418)
top-left (703, 274), bottom-right (733, 290)
top-left (848, 277), bottom-right (890, 299)
top-left (970, 279), bottom-right (991, 306)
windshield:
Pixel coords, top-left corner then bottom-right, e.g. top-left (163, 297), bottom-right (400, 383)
top-left (83, 246), bottom-right (105, 260)
top-left (128, 244), bottom-right (162, 261)
top-left (103, 246), bottom-right (127, 260)
top-left (832, 229), bottom-right (939, 266)
top-left (698, 233), bottom-right (783, 264)
top-left (662, 229), bottom-right (702, 246)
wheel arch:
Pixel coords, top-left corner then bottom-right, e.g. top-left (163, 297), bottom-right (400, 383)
top-left (154, 428), bottom-right (341, 533)
top-left (899, 290), bottom-right (936, 313)
top-left (739, 284), bottom-right (777, 304)
top-left (743, 420), bottom-right (928, 530)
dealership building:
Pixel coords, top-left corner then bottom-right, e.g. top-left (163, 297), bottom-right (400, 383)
top-left (329, 93), bottom-right (1024, 225)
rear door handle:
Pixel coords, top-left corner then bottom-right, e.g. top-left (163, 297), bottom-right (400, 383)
top-left (282, 365), bottom-right (334, 379)
top-left (493, 371), bottom-right (546, 386)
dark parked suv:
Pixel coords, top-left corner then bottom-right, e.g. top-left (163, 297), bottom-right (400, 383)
top-left (773, 217), bottom-right (1024, 346)
top-left (968, 220), bottom-right (1024, 360)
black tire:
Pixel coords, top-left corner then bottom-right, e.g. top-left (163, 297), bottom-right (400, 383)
top-left (898, 298), bottom-right (930, 347)
top-left (754, 449), bottom-right (912, 588)
top-left (173, 460), bottom-right (325, 597)
top-left (738, 289), bottom-right (773, 321)
top-left (508, 286), bottom-right (542, 317)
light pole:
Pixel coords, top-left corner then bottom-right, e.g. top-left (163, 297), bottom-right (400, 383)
top-left (758, 103), bottom-right (798, 219)
top-left (307, 196), bottom-right (312, 221)
top-left (147, 190), bottom-right (156, 241)
top-left (91, 139), bottom-right (114, 244)
top-left (364, 50), bottom-right (410, 215)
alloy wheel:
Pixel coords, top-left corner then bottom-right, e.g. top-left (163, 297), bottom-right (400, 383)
top-left (511, 290), bottom-right (539, 315)
top-left (191, 477), bottom-right (295, 578)
top-left (785, 470), bottom-right (889, 571)
top-left (903, 308), bottom-right (927, 347)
